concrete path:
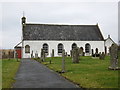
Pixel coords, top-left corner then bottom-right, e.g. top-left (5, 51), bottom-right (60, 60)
top-left (13, 59), bottom-right (79, 88)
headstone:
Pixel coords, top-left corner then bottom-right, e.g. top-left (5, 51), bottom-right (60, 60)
top-left (99, 52), bottom-right (105, 60)
top-left (35, 51), bottom-right (38, 58)
top-left (79, 47), bottom-right (83, 56)
top-left (51, 49), bottom-right (54, 57)
top-left (31, 50), bottom-right (33, 58)
top-left (92, 49), bottom-right (94, 56)
top-left (16, 53), bottom-right (18, 62)
top-left (72, 47), bottom-right (80, 63)
top-left (95, 48), bottom-right (98, 54)
top-left (8, 51), bottom-right (10, 60)
top-left (41, 48), bottom-right (45, 62)
top-left (70, 50), bottom-right (73, 57)
top-left (43, 50), bottom-right (45, 62)
top-left (65, 52), bottom-right (67, 57)
top-left (108, 44), bottom-right (120, 70)
top-left (62, 49), bottom-right (65, 73)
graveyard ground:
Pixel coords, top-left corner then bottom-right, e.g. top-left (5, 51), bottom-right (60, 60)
top-left (35, 56), bottom-right (118, 88)
top-left (2, 59), bottom-right (20, 88)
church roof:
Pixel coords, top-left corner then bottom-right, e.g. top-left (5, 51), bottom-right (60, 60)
top-left (23, 23), bottom-right (104, 41)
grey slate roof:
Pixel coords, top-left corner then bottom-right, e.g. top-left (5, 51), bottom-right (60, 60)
top-left (23, 24), bottom-right (104, 41)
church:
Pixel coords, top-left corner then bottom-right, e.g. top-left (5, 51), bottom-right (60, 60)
top-left (17, 16), bottom-right (112, 58)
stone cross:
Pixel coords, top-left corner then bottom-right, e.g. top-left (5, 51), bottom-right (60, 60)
top-left (108, 44), bottom-right (120, 70)
top-left (62, 49), bottom-right (65, 73)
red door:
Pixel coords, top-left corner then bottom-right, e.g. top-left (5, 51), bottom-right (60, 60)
top-left (16, 49), bottom-right (21, 59)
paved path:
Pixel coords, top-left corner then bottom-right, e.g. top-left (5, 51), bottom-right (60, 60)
top-left (13, 59), bottom-right (79, 88)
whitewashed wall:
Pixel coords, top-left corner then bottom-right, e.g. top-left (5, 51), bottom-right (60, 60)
top-left (22, 40), bottom-right (105, 58)
top-left (105, 38), bottom-right (114, 54)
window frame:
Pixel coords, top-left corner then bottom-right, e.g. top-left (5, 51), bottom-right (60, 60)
top-left (25, 45), bottom-right (30, 53)
top-left (72, 43), bottom-right (77, 50)
top-left (43, 43), bottom-right (49, 54)
top-left (85, 43), bottom-right (90, 53)
top-left (58, 43), bottom-right (64, 54)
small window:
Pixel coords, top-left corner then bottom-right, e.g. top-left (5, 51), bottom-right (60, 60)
top-left (43, 43), bottom-right (48, 53)
top-left (25, 45), bottom-right (30, 53)
top-left (85, 43), bottom-right (90, 53)
top-left (72, 43), bottom-right (77, 50)
top-left (58, 43), bottom-right (63, 53)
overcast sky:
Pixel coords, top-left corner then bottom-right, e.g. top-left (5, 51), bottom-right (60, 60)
top-left (1, 0), bottom-right (119, 49)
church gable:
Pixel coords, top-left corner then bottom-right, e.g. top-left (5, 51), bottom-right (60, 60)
top-left (23, 24), bottom-right (104, 41)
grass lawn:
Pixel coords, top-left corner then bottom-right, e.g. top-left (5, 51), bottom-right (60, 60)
top-left (36, 56), bottom-right (119, 88)
top-left (2, 59), bottom-right (20, 88)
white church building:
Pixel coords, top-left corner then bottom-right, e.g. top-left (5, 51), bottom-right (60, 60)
top-left (19, 16), bottom-right (113, 58)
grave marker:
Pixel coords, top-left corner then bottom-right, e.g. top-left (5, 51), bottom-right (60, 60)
top-left (108, 44), bottom-right (120, 70)
top-left (62, 49), bottom-right (65, 73)
top-left (72, 47), bottom-right (80, 63)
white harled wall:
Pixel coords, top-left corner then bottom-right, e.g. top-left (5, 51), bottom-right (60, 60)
top-left (105, 38), bottom-right (114, 54)
top-left (22, 40), bottom-right (105, 58)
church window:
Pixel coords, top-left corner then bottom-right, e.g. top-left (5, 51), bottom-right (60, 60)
top-left (72, 43), bottom-right (77, 50)
top-left (85, 43), bottom-right (90, 53)
top-left (43, 43), bottom-right (48, 53)
top-left (58, 43), bottom-right (63, 53)
top-left (25, 45), bottom-right (30, 53)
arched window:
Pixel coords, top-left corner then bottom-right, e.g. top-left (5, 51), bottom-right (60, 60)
top-left (43, 43), bottom-right (48, 53)
top-left (85, 43), bottom-right (90, 53)
top-left (72, 43), bottom-right (77, 50)
top-left (25, 45), bottom-right (30, 53)
top-left (58, 43), bottom-right (63, 53)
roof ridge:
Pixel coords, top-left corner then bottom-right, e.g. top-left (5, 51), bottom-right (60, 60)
top-left (25, 23), bottom-right (97, 26)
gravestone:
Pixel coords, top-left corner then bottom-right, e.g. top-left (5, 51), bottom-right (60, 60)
top-left (99, 52), bottom-right (105, 60)
top-left (65, 52), bottom-right (67, 57)
top-left (79, 48), bottom-right (83, 56)
top-left (31, 50), bottom-right (34, 58)
top-left (99, 52), bottom-right (102, 59)
top-left (51, 49), bottom-right (54, 57)
top-left (70, 50), bottom-right (73, 57)
top-left (62, 49), bottom-right (65, 73)
top-left (41, 49), bottom-right (45, 62)
top-left (8, 51), bottom-right (10, 60)
top-left (92, 49), bottom-right (94, 56)
top-left (15, 53), bottom-right (18, 62)
top-left (35, 51), bottom-right (38, 58)
top-left (72, 47), bottom-right (80, 63)
top-left (95, 48), bottom-right (98, 54)
top-left (108, 44), bottom-right (120, 70)
top-left (43, 50), bottom-right (45, 62)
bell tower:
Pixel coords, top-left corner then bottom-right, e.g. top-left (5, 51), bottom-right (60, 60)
top-left (21, 11), bottom-right (26, 25)
top-left (22, 17), bottom-right (26, 24)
